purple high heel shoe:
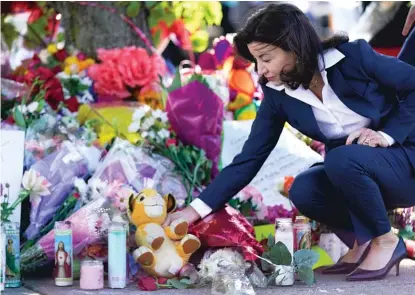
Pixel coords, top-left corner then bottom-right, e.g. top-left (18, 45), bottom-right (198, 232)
top-left (346, 237), bottom-right (407, 281)
top-left (322, 243), bottom-right (371, 275)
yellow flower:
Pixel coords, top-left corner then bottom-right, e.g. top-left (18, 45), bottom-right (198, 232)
top-left (78, 58), bottom-right (95, 72)
top-left (64, 56), bottom-right (79, 67)
top-left (47, 44), bottom-right (58, 54)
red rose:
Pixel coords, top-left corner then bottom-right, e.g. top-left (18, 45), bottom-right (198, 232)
top-left (54, 49), bottom-right (68, 62)
top-left (73, 192), bottom-right (81, 199)
top-left (137, 276), bottom-right (157, 291)
top-left (4, 115), bottom-right (15, 125)
top-left (157, 277), bottom-right (168, 284)
top-left (65, 96), bottom-right (80, 112)
top-left (28, 7), bottom-right (43, 24)
top-left (166, 138), bottom-right (177, 147)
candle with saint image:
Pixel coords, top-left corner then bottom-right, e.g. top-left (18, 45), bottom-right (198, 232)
top-left (54, 221), bottom-right (73, 287)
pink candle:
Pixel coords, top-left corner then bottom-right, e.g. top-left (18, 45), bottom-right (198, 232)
top-left (80, 260), bottom-right (104, 290)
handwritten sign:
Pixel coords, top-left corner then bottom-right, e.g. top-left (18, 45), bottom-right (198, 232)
top-left (221, 120), bottom-right (323, 208)
top-left (1, 130), bottom-right (25, 223)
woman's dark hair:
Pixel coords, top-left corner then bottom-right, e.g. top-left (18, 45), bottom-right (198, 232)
top-left (233, 3), bottom-right (349, 89)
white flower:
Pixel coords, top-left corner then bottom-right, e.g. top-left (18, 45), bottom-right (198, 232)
top-left (63, 87), bottom-right (71, 99)
top-left (88, 178), bottom-right (109, 199)
top-left (141, 117), bottom-right (155, 131)
top-left (62, 116), bottom-right (80, 130)
top-left (79, 91), bottom-right (94, 103)
top-left (128, 121), bottom-right (141, 133)
top-left (80, 76), bottom-right (93, 87)
top-left (157, 129), bottom-right (170, 139)
top-left (38, 49), bottom-right (50, 64)
top-left (132, 107), bottom-right (149, 122)
top-left (69, 63), bottom-right (79, 75)
top-left (56, 72), bottom-right (72, 80)
top-left (22, 169), bottom-right (51, 204)
top-left (74, 178), bottom-right (88, 198)
top-left (141, 131), bottom-right (149, 138)
top-left (152, 109), bottom-right (168, 122)
top-left (27, 102), bottom-right (39, 113)
top-left (148, 130), bottom-right (156, 139)
top-left (16, 105), bottom-right (27, 114)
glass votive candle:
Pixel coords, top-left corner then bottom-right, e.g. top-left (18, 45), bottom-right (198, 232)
top-left (80, 260), bottom-right (104, 290)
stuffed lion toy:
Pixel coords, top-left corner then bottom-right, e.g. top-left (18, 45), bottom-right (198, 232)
top-left (128, 188), bottom-right (201, 277)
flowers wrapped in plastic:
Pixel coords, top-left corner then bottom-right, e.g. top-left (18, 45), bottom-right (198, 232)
top-left (166, 69), bottom-right (224, 177)
top-left (20, 195), bottom-right (112, 271)
top-left (89, 138), bottom-right (188, 205)
top-left (24, 141), bottom-right (102, 240)
top-left (198, 248), bottom-right (257, 295)
top-left (189, 206), bottom-right (263, 261)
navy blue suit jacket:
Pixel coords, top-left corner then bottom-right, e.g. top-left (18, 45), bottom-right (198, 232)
top-left (198, 39), bottom-right (415, 212)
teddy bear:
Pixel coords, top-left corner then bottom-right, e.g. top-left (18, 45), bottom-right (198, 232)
top-left (128, 188), bottom-right (201, 277)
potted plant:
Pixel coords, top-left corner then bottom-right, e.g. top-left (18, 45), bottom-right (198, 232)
top-left (261, 235), bottom-right (319, 286)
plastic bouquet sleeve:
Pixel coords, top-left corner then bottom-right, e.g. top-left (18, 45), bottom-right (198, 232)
top-left (166, 79), bottom-right (224, 178)
top-left (25, 141), bottom-right (102, 239)
top-left (189, 206), bottom-right (263, 261)
top-left (20, 197), bottom-right (110, 270)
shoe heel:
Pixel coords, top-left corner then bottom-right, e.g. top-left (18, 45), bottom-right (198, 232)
top-left (395, 260), bottom-right (401, 276)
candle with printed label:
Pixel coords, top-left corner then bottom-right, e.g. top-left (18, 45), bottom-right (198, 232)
top-left (54, 221), bottom-right (73, 286)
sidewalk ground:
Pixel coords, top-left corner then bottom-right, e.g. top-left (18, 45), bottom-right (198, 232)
top-left (7, 258), bottom-right (415, 295)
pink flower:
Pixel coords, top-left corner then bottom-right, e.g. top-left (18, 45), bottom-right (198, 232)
top-left (117, 47), bottom-right (166, 87)
top-left (96, 48), bottom-right (122, 62)
top-left (88, 62), bottom-right (130, 99)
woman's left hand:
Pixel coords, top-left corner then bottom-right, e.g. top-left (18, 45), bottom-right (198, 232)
top-left (346, 128), bottom-right (389, 147)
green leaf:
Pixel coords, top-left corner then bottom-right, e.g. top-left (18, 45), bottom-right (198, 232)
top-left (1, 16), bottom-right (19, 49)
top-left (167, 69), bottom-right (182, 92)
top-left (37, 100), bottom-right (45, 111)
top-left (56, 32), bottom-right (65, 43)
top-left (167, 278), bottom-right (189, 289)
top-left (294, 250), bottom-right (319, 269)
top-left (13, 107), bottom-right (26, 129)
top-left (179, 278), bottom-right (193, 285)
top-left (126, 1), bottom-right (140, 18)
top-left (36, 1), bottom-right (47, 7)
top-left (297, 265), bottom-right (315, 286)
top-left (267, 234), bottom-right (275, 248)
top-left (117, 1), bottom-right (130, 7)
top-left (268, 242), bottom-right (292, 266)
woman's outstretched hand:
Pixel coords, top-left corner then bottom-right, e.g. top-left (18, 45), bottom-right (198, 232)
top-left (346, 128), bottom-right (389, 147)
top-left (162, 205), bottom-right (202, 227)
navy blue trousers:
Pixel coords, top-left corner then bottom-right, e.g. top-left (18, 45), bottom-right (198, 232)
top-left (289, 145), bottom-right (415, 249)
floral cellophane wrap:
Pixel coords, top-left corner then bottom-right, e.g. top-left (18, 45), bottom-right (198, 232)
top-left (25, 141), bottom-right (102, 239)
top-left (166, 78), bottom-right (224, 178)
top-left (89, 138), bottom-right (187, 203)
top-left (189, 206), bottom-right (263, 261)
top-left (77, 102), bottom-right (142, 146)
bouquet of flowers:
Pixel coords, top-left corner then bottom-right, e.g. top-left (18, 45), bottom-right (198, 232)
top-left (228, 186), bottom-right (268, 222)
top-left (128, 106), bottom-right (212, 205)
top-left (88, 47), bottom-right (166, 101)
top-left (20, 196), bottom-right (112, 271)
top-left (24, 141), bottom-right (102, 240)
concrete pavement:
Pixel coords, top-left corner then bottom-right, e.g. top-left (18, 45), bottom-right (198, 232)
top-left (6, 258), bottom-right (415, 295)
